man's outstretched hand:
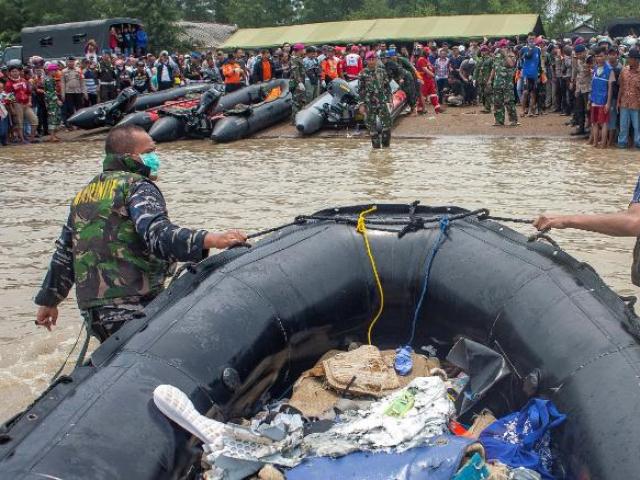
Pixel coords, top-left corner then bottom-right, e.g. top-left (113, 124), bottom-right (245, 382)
top-left (36, 306), bottom-right (59, 331)
top-left (533, 215), bottom-right (570, 231)
top-left (204, 230), bottom-right (248, 250)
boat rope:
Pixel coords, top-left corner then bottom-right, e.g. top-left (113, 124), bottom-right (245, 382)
top-left (50, 322), bottom-right (87, 382)
top-left (407, 215), bottom-right (450, 347)
top-left (356, 206), bottom-right (385, 345)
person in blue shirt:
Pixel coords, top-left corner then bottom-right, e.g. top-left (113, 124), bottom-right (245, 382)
top-left (136, 26), bottom-right (148, 56)
top-left (519, 32), bottom-right (542, 117)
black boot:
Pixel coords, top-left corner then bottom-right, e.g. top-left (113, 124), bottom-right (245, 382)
top-left (371, 134), bottom-right (381, 149)
top-left (381, 130), bottom-right (391, 148)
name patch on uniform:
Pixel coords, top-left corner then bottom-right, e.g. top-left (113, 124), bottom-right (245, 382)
top-left (73, 178), bottom-right (120, 206)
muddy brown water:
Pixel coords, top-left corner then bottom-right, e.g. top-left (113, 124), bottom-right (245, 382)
top-left (1, 137), bottom-right (639, 423)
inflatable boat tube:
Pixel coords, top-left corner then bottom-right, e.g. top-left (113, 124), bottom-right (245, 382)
top-left (1, 203), bottom-right (640, 480)
top-left (148, 116), bottom-right (186, 143)
top-left (117, 97), bottom-right (203, 131)
top-left (211, 79), bottom-right (291, 143)
top-left (68, 82), bottom-right (213, 130)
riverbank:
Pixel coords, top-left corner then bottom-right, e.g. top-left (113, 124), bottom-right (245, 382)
top-left (256, 106), bottom-right (573, 139)
top-left (45, 106), bottom-right (574, 144)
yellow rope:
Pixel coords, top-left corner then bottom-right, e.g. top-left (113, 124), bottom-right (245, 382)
top-left (357, 206), bottom-right (385, 345)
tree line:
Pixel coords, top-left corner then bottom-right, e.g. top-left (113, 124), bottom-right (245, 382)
top-left (0, 0), bottom-right (637, 51)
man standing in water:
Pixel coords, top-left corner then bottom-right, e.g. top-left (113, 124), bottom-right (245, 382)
top-left (290, 43), bottom-right (307, 123)
top-left (35, 125), bottom-right (247, 341)
top-left (490, 40), bottom-right (519, 127)
top-left (358, 51), bottom-right (392, 149)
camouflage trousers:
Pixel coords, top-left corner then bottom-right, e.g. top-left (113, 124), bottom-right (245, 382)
top-left (493, 85), bottom-right (518, 125)
top-left (291, 88), bottom-right (307, 123)
top-left (400, 78), bottom-right (417, 109)
top-left (478, 83), bottom-right (492, 112)
top-left (365, 103), bottom-right (392, 135)
top-left (81, 303), bottom-right (145, 342)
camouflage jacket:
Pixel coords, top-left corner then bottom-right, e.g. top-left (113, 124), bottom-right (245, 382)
top-left (358, 66), bottom-right (391, 106)
top-left (396, 56), bottom-right (418, 81)
top-left (290, 55), bottom-right (306, 85)
top-left (492, 52), bottom-right (516, 89)
top-left (476, 56), bottom-right (494, 83)
top-left (385, 60), bottom-right (411, 84)
top-left (35, 154), bottom-right (209, 310)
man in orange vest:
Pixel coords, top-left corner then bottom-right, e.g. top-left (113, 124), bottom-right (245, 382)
top-left (321, 46), bottom-right (343, 91)
top-left (252, 48), bottom-right (275, 84)
top-left (221, 53), bottom-right (245, 93)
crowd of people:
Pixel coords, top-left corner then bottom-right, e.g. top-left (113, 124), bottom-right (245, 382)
top-left (1, 31), bottom-right (639, 148)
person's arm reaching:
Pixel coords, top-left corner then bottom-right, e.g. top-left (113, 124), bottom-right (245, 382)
top-left (128, 181), bottom-right (246, 263)
top-left (534, 203), bottom-right (640, 237)
top-left (34, 211), bottom-right (75, 330)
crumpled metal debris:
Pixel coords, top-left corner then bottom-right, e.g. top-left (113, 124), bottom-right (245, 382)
top-left (303, 376), bottom-right (454, 457)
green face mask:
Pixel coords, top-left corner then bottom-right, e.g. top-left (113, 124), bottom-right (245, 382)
top-left (139, 152), bottom-right (160, 177)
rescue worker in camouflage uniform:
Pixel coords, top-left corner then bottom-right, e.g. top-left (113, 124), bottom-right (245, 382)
top-left (35, 125), bottom-right (247, 342)
top-left (489, 40), bottom-right (520, 127)
top-left (358, 51), bottom-right (392, 149)
top-left (387, 50), bottom-right (419, 114)
top-left (290, 43), bottom-right (307, 124)
top-left (476, 45), bottom-right (493, 113)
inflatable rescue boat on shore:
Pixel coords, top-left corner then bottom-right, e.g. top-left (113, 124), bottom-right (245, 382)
top-left (145, 79), bottom-right (291, 143)
top-left (295, 78), bottom-right (408, 135)
top-left (67, 82), bottom-right (213, 130)
top-left (1, 203), bottom-right (639, 479)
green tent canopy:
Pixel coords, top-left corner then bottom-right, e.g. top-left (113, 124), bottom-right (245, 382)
top-left (221, 14), bottom-right (544, 50)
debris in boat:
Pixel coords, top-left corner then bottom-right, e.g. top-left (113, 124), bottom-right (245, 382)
top-left (257, 464), bottom-right (285, 480)
top-left (479, 398), bottom-right (566, 480)
top-left (302, 376), bottom-right (454, 457)
top-left (288, 345), bottom-right (442, 417)
top-left (464, 409), bottom-right (498, 439)
top-left (393, 345), bottom-right (414, 375)
top-left (152, 341), bottom-right (567, 480)
top-left (509, 467), bottom-right (543, 480)
top-left (452, 452), bottom-right (490, 479)
top-left (286, 434), bottom-right (486, 480)
top-left (446, 338), bottom-right (512, 416)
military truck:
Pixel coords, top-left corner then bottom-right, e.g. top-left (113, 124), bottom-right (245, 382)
top-left (1, 17), bottom-right (143, 65)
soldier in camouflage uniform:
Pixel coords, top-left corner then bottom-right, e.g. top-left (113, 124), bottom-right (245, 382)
top-left (358, 51), bottom-right (392, 148)
top-left (388, 50), bottom-right (419, 114)
top-left (476, 46), bottom-right (494, 113)
top-left (35, 125), bottom-right (247, 342)
top-left (385, 58), bottom-right (417, 114)
top-left (490, 41), bottom-right (519, 127)
top-left (290, 43), bottom-right (307, 124)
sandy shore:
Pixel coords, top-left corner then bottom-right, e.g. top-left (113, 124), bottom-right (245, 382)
top-left (55, 106), bottom-right (573, 143)
top-left (256, 105), bottom-right (573, 140)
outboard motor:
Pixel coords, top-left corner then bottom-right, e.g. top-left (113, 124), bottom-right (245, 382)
top-left (324, 79), bottom-right (360, 124)
top-left (327, 78), bottom-right (359, 105)
top-left (194, 85), bottom-right (225, 116)
top-left (100, 87), bottom-right (138, 125)
top-left (182, 85), bottom-right (225, 137)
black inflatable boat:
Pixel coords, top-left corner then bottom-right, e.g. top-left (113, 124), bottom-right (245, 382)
top-left (146, 79), bottom-right (291, 143)
top-left (1, 204), bottom-right (639, 479)
top-left (67, 82), bottom-right (213, 130)
top-left (210, 78), bottom-right (291, 143)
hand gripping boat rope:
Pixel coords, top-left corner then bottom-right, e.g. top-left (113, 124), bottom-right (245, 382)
top-left (356, 206), bottom-right (385, 345)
